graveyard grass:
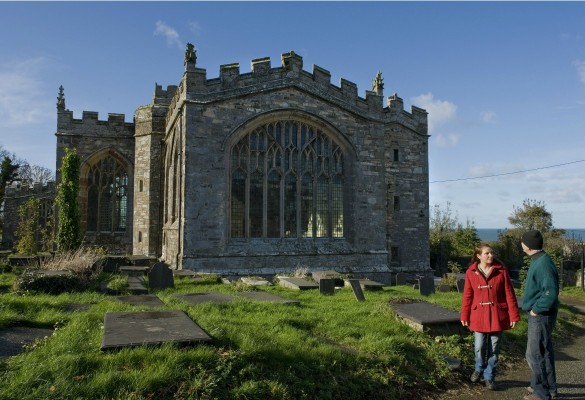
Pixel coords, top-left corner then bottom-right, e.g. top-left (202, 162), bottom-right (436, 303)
top-left (0, 274), bottom-right (583, 400)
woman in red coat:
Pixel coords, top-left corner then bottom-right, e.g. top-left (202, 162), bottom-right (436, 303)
top-left (460, 242), bottom-right (520, 391)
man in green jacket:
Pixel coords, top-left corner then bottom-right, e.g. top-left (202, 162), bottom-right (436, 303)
top-left (521, 230), bottom-right (559, 400)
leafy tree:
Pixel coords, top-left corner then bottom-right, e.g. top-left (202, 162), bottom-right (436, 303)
top-left (508, 199), bottom-right (553, 232)
top-left (15, 197), bottom-right (41, 254)
top-left (55, 148), bottom-right (82, 251)
top-left (430, 202), bottom-right (480, 275)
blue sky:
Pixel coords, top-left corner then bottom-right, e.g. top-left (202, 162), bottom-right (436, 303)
top-left (1, 2), bottom-right (585, 229)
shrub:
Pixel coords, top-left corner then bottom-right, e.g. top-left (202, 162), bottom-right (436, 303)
top-left (11, 247), bottom-right (105, 294)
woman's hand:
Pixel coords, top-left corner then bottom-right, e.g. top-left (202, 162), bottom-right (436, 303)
top-left (461, 320), bottom-right (469, 327)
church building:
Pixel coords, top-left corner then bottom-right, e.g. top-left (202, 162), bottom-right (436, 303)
top-left (51, 44), bottom-right (430, 278)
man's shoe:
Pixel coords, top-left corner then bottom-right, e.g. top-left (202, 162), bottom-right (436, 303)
top-left (526, 386), bottom-right (534, 394)
top-left (485, 380), bottom-right (497, 390)
top-left (470, 371), bottom-right (481, 383)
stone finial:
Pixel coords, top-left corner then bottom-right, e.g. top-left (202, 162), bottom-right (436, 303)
top-left (372, 71), bottom-right (384, 95)
top-left (57, 85), bottom-right (66, 111)
top-left (184, 42), bottom-right (197, 71)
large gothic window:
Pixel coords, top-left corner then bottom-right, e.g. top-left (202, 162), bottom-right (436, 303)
top-left (230, 120), bottom-right (344, 239)
top-left (86, 156), bottom-right (129, 232)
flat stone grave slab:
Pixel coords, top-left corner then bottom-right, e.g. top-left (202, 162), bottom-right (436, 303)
top-left (173, 270), bottom-right (196, 278)
top-left (346, 279), bottom-right (366, 301)
top-left (127, 276), bottom-right (148, 294)
top-left (277, 276), bottom-right (319, 290)
top-left (237, 291), bottom-right (299, 304)
top-left (391, 301), bottom-right (463, 336)
top-left (116, 295), bottom-right (166, 307)
top-left (240, 277), bottom-right (271, 286)
top-left (101, 310), bottom-right (211, 351)
top-left (120, 266), bottom-right (150, 276)
top-left (60, 303), bottom-right (92, 312)
top-left (0, 326), bottom-right (54, 360)
top-left (312, 270), bottom-right (345, 286)
top-left (344, 278), bottom-right (384, 291)
top-left (176, 292), bottom-right (235, 305)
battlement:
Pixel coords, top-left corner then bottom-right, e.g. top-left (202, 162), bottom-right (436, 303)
top-left (4, 180), bottom-right (56, 197)
top-left (165, 47), bottom-right (427, 134)
top-left (57, 109), bottom-right (134, 137)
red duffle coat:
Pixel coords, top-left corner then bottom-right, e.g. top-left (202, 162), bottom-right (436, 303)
top-left (460, 262), bottom-right (520, 333)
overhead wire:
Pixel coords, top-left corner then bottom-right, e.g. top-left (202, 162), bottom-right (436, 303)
top-left (430, 159), bottom-right (585, 184)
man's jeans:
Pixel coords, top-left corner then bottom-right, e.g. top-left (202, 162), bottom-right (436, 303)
top-left (526, 312), bottom-right (557, 399)
top-left (474, 331), bottom-right (502, 381)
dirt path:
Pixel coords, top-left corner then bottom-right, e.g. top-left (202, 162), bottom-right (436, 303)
top-left (440, 296), bottom-right (585, 400)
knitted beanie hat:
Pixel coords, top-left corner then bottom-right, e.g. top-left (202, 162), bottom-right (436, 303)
top-left (521, 230), bottom-right (544, 250)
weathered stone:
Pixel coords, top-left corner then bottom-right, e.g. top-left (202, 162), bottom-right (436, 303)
top-left (391, 301), bottom-right (462, 336)
top-left (347, 279), bottom-right (366, 301)
top-left (319, 278), bottom-right (336, 295)
top-left (101, 310), bottom-right (211, 351)
top-left (277, 277), bottom-right (318, 290)
top-left (148, 262), bottom-right (174, 290)
top-left (418, 276), bottom-right (435, 296)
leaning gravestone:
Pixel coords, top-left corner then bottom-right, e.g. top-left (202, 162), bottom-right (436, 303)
top-left (347, 279), bottom-right (366, 301)
top-left (148, 262), bottom-right (174, 290)
top-left (418, 276), bottom-right (435, 296)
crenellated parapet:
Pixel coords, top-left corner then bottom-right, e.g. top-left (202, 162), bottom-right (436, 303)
top-left (165, 45), bottom-right (428, 135)
top-left (4, 180), bottom-right (56, 198)
top-left (57, 109), bottom-right (134, 137)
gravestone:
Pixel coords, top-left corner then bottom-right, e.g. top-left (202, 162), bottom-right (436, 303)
top-left (418, 276), bottom-right (435, 296)
top-left (438, 284), bottom-right (452, 293)
top-left (391, 301), bottom-right (462, 336)
top-left (456, 278), bottom-right (466, 293)
top-left (395, 272), bottom-right (408, 286)
top-left (312, 270), bottom-right (344, 287)
top-left (319, 278), bottom-right (336, 295)
top-left (120, 266), bottom-right (150, 277)
top-left (101, 310), bottom-right (211, 351)
top-left (148, 262), bottom-right (174, 290)
top-left (116, 295), bottom-right (165, 307)
top-left (240, 277), bottom-right (271, 286)
top-left (176, 292), bottom-right (234, 305)
top-left (345, 278), bottom-right (384, 291)
top-left (0, 327), bottom-right (54, 361)
top-left (277, 276), bottom-right (318, 290)
top-left (238, 291), bottom-right (299, 304)
top-left (347, 279), bottom-right (366, 301)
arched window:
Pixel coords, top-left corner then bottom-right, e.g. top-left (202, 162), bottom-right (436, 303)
top-left (86, 156), bottom-right (128, 232)
top-left (230, 120), bottom-right (344, 238)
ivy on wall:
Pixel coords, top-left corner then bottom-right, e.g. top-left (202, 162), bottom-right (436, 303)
top-left (56, 148), bottom-right (82, 251)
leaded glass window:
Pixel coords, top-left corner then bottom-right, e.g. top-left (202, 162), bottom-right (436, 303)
top-left (230, 120), bottom-right (344, 238)
top-left (86, 156), bottom-right (128, 232)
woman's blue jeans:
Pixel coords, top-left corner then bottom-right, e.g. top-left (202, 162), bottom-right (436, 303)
top-left (474, 331), bottom-right (502, 381)
top-left (526, 312), bottom-right (557, 399)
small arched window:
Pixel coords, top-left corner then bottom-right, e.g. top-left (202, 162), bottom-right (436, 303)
top-left (230, 120), bottom-right (344, 239)
top-left (86, 156), bottom-right (128, 232)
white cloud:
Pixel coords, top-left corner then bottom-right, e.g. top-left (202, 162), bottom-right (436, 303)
top-left (188, 21), bottom-right (202, 36)
top-left (573, 60), bottom-right (585, 86)
top-left (154, 21), bottom-right (182, 49)
top-left (0, 57), bottom-right (53, 127)
top-left (480, 110), bottom-right (497, 123)
top-left (434, 132), bottom-right (460, 147)
top-left (411, 92), bottom-right (457, 131)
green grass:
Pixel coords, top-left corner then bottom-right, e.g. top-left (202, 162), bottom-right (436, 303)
top-left (0, 273), bottom-right (582, 400)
